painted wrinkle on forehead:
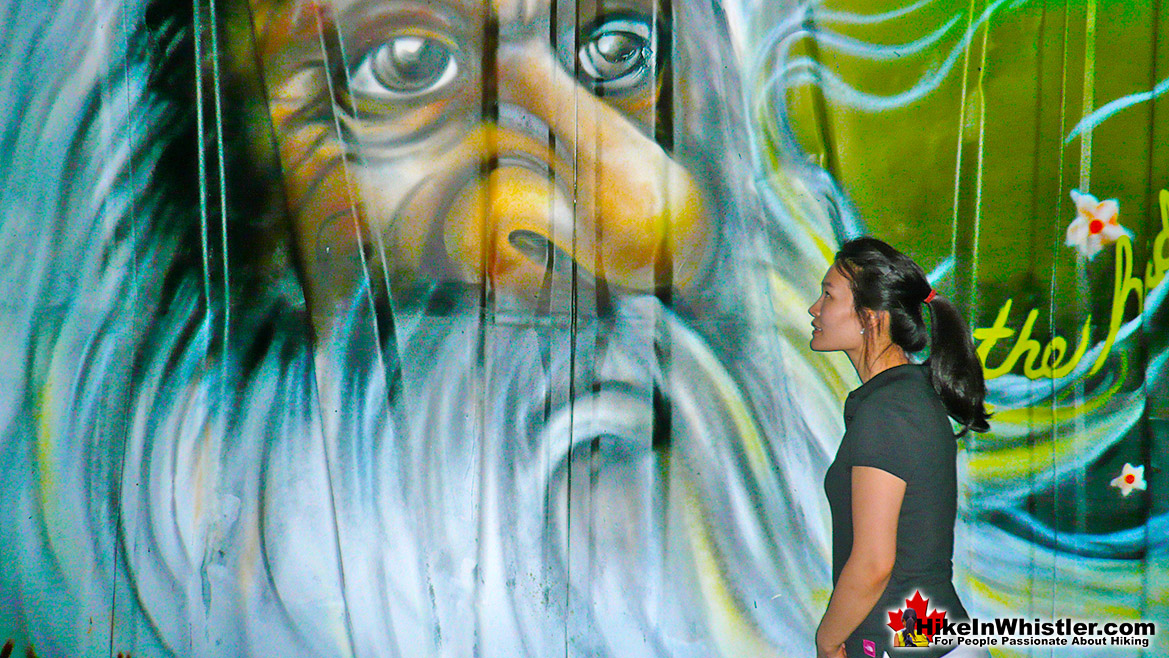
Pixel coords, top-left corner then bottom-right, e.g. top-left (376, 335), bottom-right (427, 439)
top-left (249, 3), bottom-right (344, 213)
top-left (244, 1), bottom-right (371, 317)
top-left (492, 0), bottom-right (543, 26)
top-left (246, 1), bottom-right (331, 71)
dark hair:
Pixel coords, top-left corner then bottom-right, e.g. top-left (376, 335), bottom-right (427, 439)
top-left (834, 237), bottom-right (990, 435)
top-left (901, 608), bottom-right (923, 646)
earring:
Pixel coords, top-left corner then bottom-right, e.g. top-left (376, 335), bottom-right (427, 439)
top-left (859, 327), bottom-right (865, 335)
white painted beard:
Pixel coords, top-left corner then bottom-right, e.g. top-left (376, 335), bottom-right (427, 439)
top-left (11, 265), bottom-right (833, 656)
top-left (0, 3), bottom-right (838, 653)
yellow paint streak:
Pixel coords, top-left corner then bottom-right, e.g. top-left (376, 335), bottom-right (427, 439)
top-left (765, 171), bottom-right (838, 266)
top-left (969, 393), bottom-right (1141, 480)
top-left (679, 327), bottom-right (775, 486)
top-left (683, 482), bottom-right (779, 658)
top-left (968, 575), bottom-right (1013, 609)
top-left (35, 378), bottom-right (56, 516)
top-left (990, 367), bottom-right (1125, 425)
top-left (239, 506), bottom-right (261, 597)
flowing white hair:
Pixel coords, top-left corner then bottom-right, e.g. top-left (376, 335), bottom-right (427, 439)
top-left (0, 0), bottom-right (865, 656)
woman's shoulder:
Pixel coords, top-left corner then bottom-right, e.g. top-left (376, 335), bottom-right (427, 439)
top-left (845, 365), bottom-right (952, 441)
top-left (848, 364), bottom-right (933, 409)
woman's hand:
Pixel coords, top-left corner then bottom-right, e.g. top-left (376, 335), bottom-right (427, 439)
top-left (816, 466), bottom-right (905, 658)
top-left (815, 626), bottom-right (847, 658)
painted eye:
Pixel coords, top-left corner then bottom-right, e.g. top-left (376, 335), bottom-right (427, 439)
top-left (350, 35), bottom-right (458, 99)
top-left (577, 19), bottom-right (654, 91)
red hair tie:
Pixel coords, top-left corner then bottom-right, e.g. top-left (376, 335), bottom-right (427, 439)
top-left (924, 289), bottom-right (937, 304)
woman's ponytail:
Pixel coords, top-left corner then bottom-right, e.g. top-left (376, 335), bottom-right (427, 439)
top-left (835, 237), bottom-right (990, 435)
top-left (925, 294), bottom-right (990, 435)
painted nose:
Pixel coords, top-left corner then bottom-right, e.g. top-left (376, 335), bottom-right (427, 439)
top-left (442, 44), bottom-right (710, 294)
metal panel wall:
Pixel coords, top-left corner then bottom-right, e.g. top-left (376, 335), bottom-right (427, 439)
top-left (0, 0), bottom-right (1162, 656)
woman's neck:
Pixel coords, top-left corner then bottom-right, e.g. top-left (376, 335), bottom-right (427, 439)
top-left (851, 344), bottom-right (910, 383)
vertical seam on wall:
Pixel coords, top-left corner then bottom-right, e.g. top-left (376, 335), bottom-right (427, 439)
top-left (326, 13), bottom-right (392, 383)
top-left (1078, 0), bottom-right (1097, 192)
top-left (1043, 0), bottom-right (1073, 620)
top-left (949, 0), bottom-right (980, 266)
top-left (969, 7), bottom-right (993, 316)
top-left (1139, 0), bottom-right (1162, 619)
top-left (194, 0), bottom-right (212, 341)
top-left (1070, 0), bottom-right (1096, 599)
top-left (1047, 0), bottom-right (1070, 621)
top-left (209, 0), bottom-right (230, 379)
top-left (109, 5), bottom-right (137, 654)
top-left (305, 7), bottom-right (381, 653)
top-left (330, 1), bottom-right (405, 379)
top-left (565, 0), bottom-right (582, 650)
top-left (948, 0), bottom-right (979, 618)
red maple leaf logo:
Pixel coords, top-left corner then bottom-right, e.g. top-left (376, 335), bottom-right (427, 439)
top-left (886, 590), bottom-right (947, 641)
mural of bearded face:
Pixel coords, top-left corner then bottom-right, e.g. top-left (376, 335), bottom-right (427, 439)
top-left (236, 0), bottom-right (728, 332)
top-left (0, 0), bottom-right (842, 656)
top-left (197, 2), bottom-right (826, 653)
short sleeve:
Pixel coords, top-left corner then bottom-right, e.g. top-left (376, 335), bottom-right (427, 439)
top-left (844, 387), bottom-right (920, 482)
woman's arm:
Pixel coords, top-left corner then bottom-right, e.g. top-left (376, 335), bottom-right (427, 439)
top-left (816, 466), bottom-right (907, 657)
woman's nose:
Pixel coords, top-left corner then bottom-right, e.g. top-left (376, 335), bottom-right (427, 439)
top-left (441, 42), bottom-right (710, 294)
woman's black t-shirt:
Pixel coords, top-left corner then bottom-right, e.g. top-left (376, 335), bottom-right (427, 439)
top-left (824, 364), bottom-right (969, 658)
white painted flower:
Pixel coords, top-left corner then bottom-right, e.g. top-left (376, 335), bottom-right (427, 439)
top-left (1065, 189), bottom-right (1129, 260)
top-left (1109, 463), bottom-right (1147, 497)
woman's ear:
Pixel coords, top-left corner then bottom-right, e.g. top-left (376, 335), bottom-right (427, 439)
top-left (869, 309), bottom-right (892, 336)
top-left (859, 308), bottom-right (881, 335)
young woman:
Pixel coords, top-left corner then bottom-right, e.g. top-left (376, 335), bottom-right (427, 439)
top-left (809, 237), bottom-right (990, 658)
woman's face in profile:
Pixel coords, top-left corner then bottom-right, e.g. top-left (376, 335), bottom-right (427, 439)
top-left (808, 264), bottom-right (865, 355)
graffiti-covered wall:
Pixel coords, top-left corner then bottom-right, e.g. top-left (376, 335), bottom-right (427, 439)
top-left (781, 1), bottom-right (1167, 654)
top-left (0, 0), bottom-right (1163, 656)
